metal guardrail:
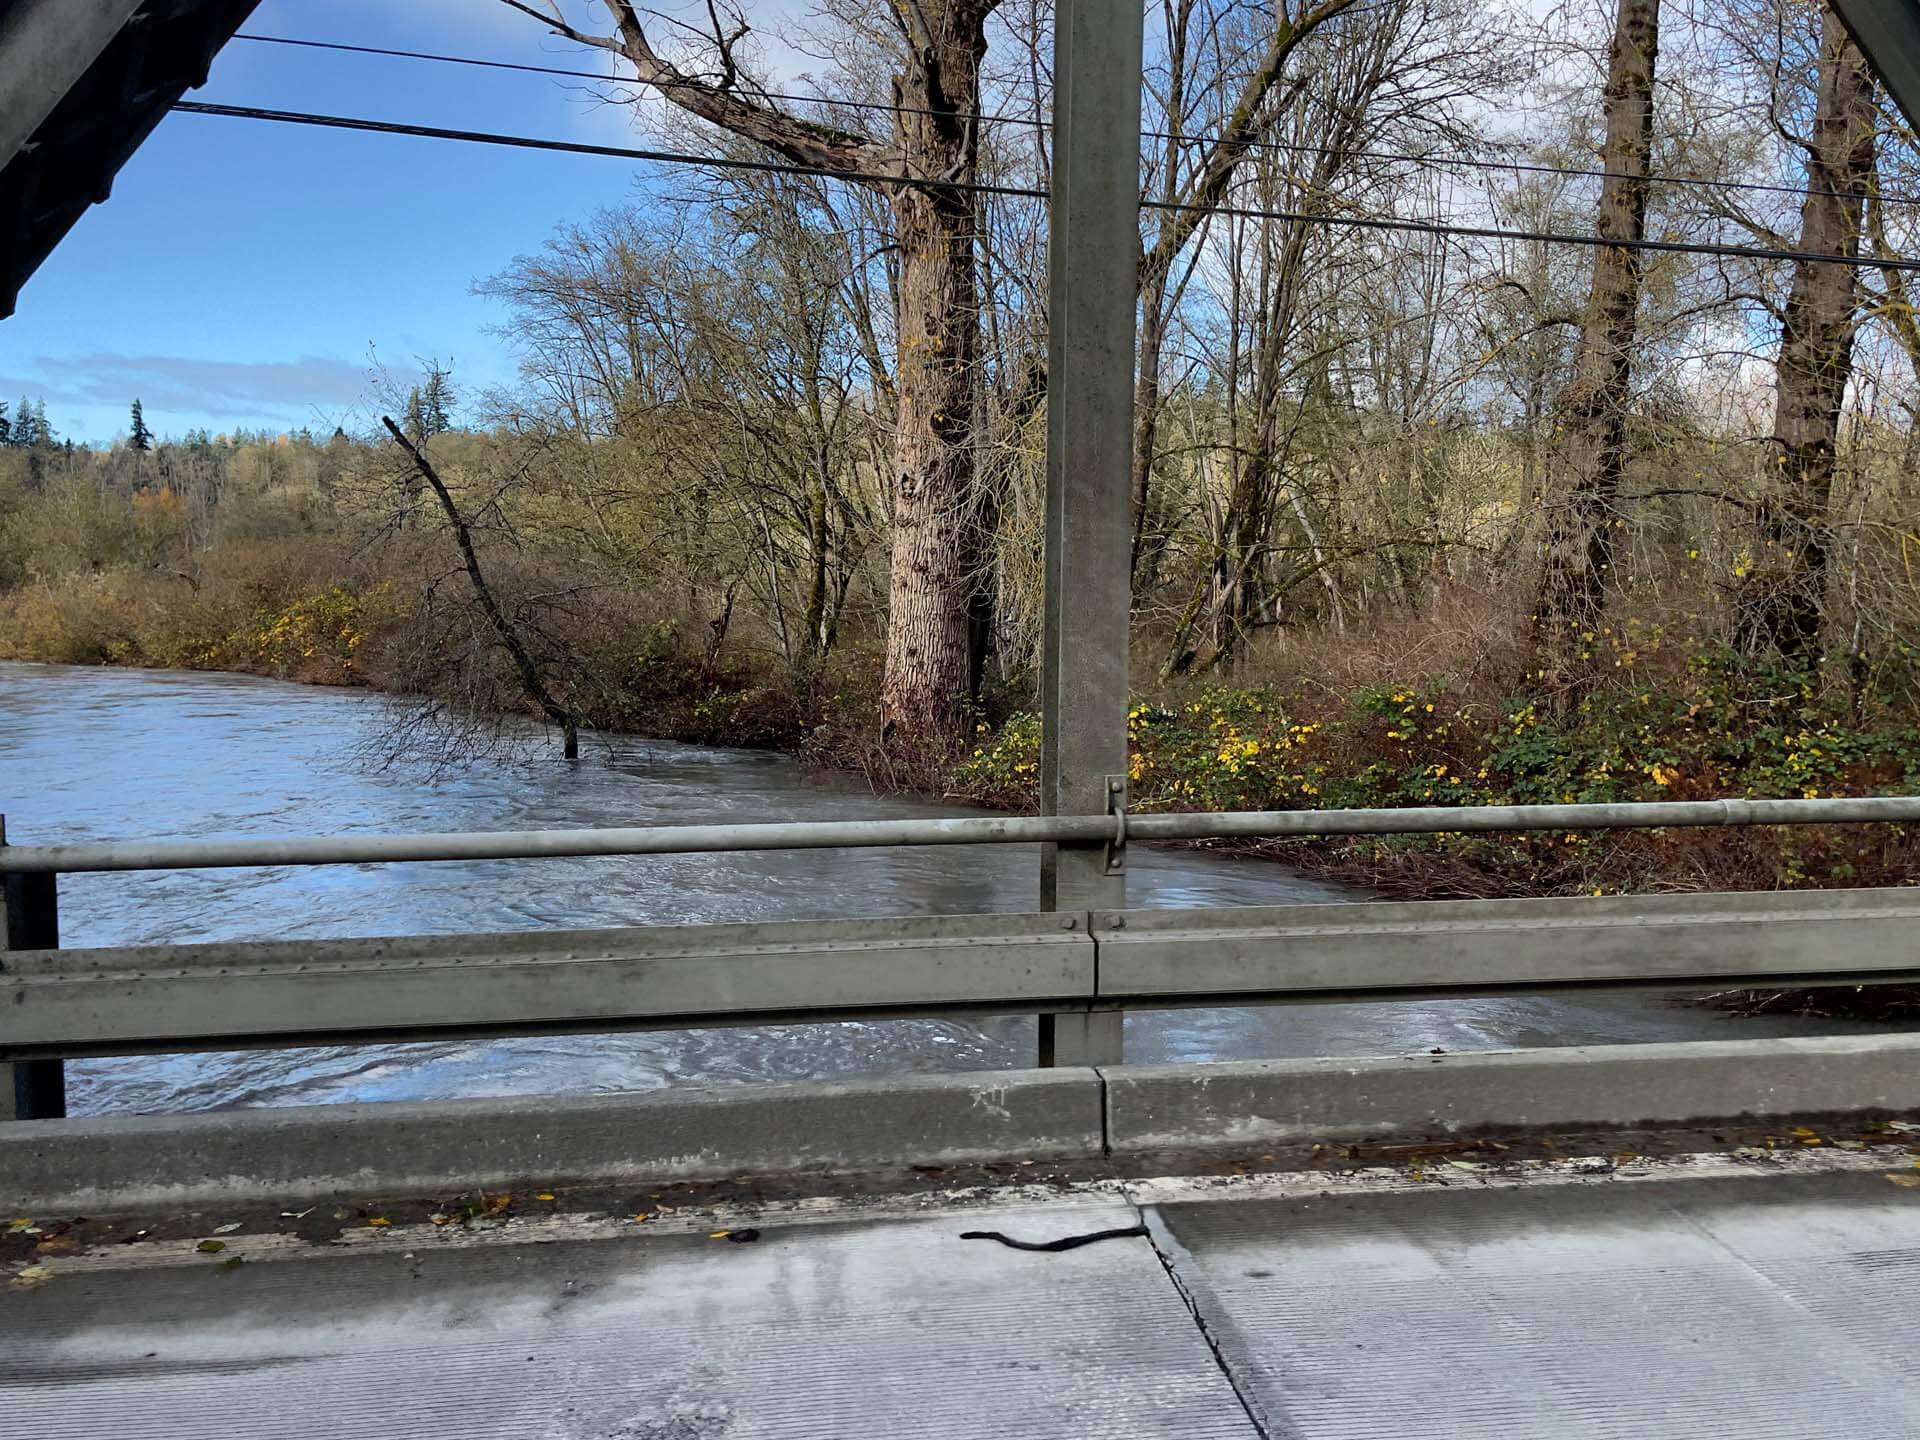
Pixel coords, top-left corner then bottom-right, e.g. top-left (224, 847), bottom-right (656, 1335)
top-left (4, 796), bottom-right (1918, 1118)
top-left (2, 794), bottom-right (1917, 873)
top-left (6, 888), bottom-right (1920, 1061)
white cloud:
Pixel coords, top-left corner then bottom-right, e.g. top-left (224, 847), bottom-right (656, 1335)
top-left (1, 353), bottom-right (368, 418)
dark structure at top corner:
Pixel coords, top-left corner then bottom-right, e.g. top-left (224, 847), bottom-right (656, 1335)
top-left (0, 0), bottom-right (262, 320)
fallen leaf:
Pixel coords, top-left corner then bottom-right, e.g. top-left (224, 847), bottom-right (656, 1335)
top-left (630, 1213), bottom-right (650, 1224)
top-left (1445, 1159), bottom-right (1487, 1172)
top-left (429, 1214), bottom-right (451, 1227)
top-left (709, 1230), bottom-right (732, 1240)
top-left (366, 1218), bottom-right (391, 1229)
top-left (535, 1193), bottom-right (556, 1203)
top-left (11, 1264), bottom-right (51, 1290)
top-left (1885, 1174), bottom-right (1920, 1189)
top-left (6, 1218), bottom-right (35, 1234)
top-left (195, 1239), bottom-right (226, 1254)
top-left (1791, 1127), bottom-right (1820, 1140)
top-left (34, 1234), bottom-right (81, 1257)
top-left (1886, 1120), bottom-right (1920, 1134)
top-left (211, 1222), bottom-right (243, 1235)
top-left (1833, 1140), bottom-right (1868, 1151)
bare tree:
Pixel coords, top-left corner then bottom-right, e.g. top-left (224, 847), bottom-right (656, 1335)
top-left (1739, 7), bottom-right (1877, 664)
top-left (498, 0), bottom-right (999, 746)
top-left (1132, 0), bottom-right (1364, 582)
top-left (1531, 0), bottom-right (1661, 706)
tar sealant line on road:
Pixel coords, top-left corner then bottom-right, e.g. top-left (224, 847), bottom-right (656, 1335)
top-left (1139, 1201), bottom-right (1279, 1440)
top-left (14, 1143), bottom-right (1916, 1286)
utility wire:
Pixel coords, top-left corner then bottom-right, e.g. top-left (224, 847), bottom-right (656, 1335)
top-left (234, 30), bottom-right (1912, 207)
top-left (232, 32), bottom-right (1042, 129)
top-left (170, 100), bottom-right (1920, 274)
top-left (1163, 129), bottom-right (1917, 208)
top-left (170, 101), bottom-right (1047, 200)
top-left (1141, 194), bottom-right (1920, 273)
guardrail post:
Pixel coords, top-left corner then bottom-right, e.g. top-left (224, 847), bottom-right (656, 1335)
top-left (1, 816), bottom-right (66, 1120)
top-left (1036, 0), bottom-right (1143, 1067)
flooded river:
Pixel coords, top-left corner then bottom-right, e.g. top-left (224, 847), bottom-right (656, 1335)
top-left (0, 662), bottom-right (1880, 1116)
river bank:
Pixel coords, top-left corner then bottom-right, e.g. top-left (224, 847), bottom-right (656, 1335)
top-left (6, 558), bottom-right (1918, 909)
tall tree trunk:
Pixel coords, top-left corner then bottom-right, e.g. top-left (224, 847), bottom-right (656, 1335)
top-left (885, 174), bottom-right (983, 734)
top-left (1740, 13), bottom-right (1877, 666)
top-left (1132, 268), bottom-right (1170, 583)
top-left (1532, 0), bottom-right (1659, 706)
top-left (497, 0), bottom-right (996, 748)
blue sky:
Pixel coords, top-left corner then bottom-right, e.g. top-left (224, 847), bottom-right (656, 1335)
top-left (0, 0), bottom-right (688, 444)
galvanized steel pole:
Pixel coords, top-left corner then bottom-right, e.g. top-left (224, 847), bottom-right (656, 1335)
top-left (1037, 0), bottom-right (1144, 1067)
top-left (3, 796), bottom-right (1919, 873)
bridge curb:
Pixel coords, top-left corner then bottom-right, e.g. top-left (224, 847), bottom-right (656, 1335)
top-left (10, 1036), bottom-right (1920, 1212)
top-left (0, 1066), bottom-right (1105, 1212)
top-left (1102, 1034), bottom-right (1920, 1152)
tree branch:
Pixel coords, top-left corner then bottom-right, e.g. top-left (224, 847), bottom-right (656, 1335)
top-left (1140, 0), bottom-right (1362, 289)
top-left (498, 0), bottom-right (889, 179)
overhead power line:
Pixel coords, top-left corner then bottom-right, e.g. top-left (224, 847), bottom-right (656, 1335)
top-left (234, 30), bottom-right (1914, 208)
top-left (232, 32), bottom-right (1043, 129)
top-left (169, 101), bottom-right (1920, 275)
top-left (170, 101), bottom-right (1047, 200)
top-left (1141, 194), bottom-right (1920, 273)
top-left (1165, 129), bottom-right (1915, 208)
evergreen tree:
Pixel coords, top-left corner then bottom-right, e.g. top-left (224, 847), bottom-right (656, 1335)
top-left (14, 396), bottom-right (34, 446)
top-left (0, 401), bottom-right (11, 447)
top-left (129, 398), bottom-right (153, 452)
top-left (28, 398), bottom-right (50, 447)
top-left (403, 387), bottom-right (427, 444)
top-left (421, 371), bottom-right (453, 437)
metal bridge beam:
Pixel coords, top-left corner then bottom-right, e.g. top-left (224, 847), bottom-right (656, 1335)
top-left (0, 0), bottom-right (143, 168)
top-left (1037, 0), bottom-right (1145, 1067)
top-left (1830, 0), bottom-right (1920, 133)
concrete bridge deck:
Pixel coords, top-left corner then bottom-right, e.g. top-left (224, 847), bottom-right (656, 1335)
top-left (7, 1137), bottom-right (1919, 1439)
